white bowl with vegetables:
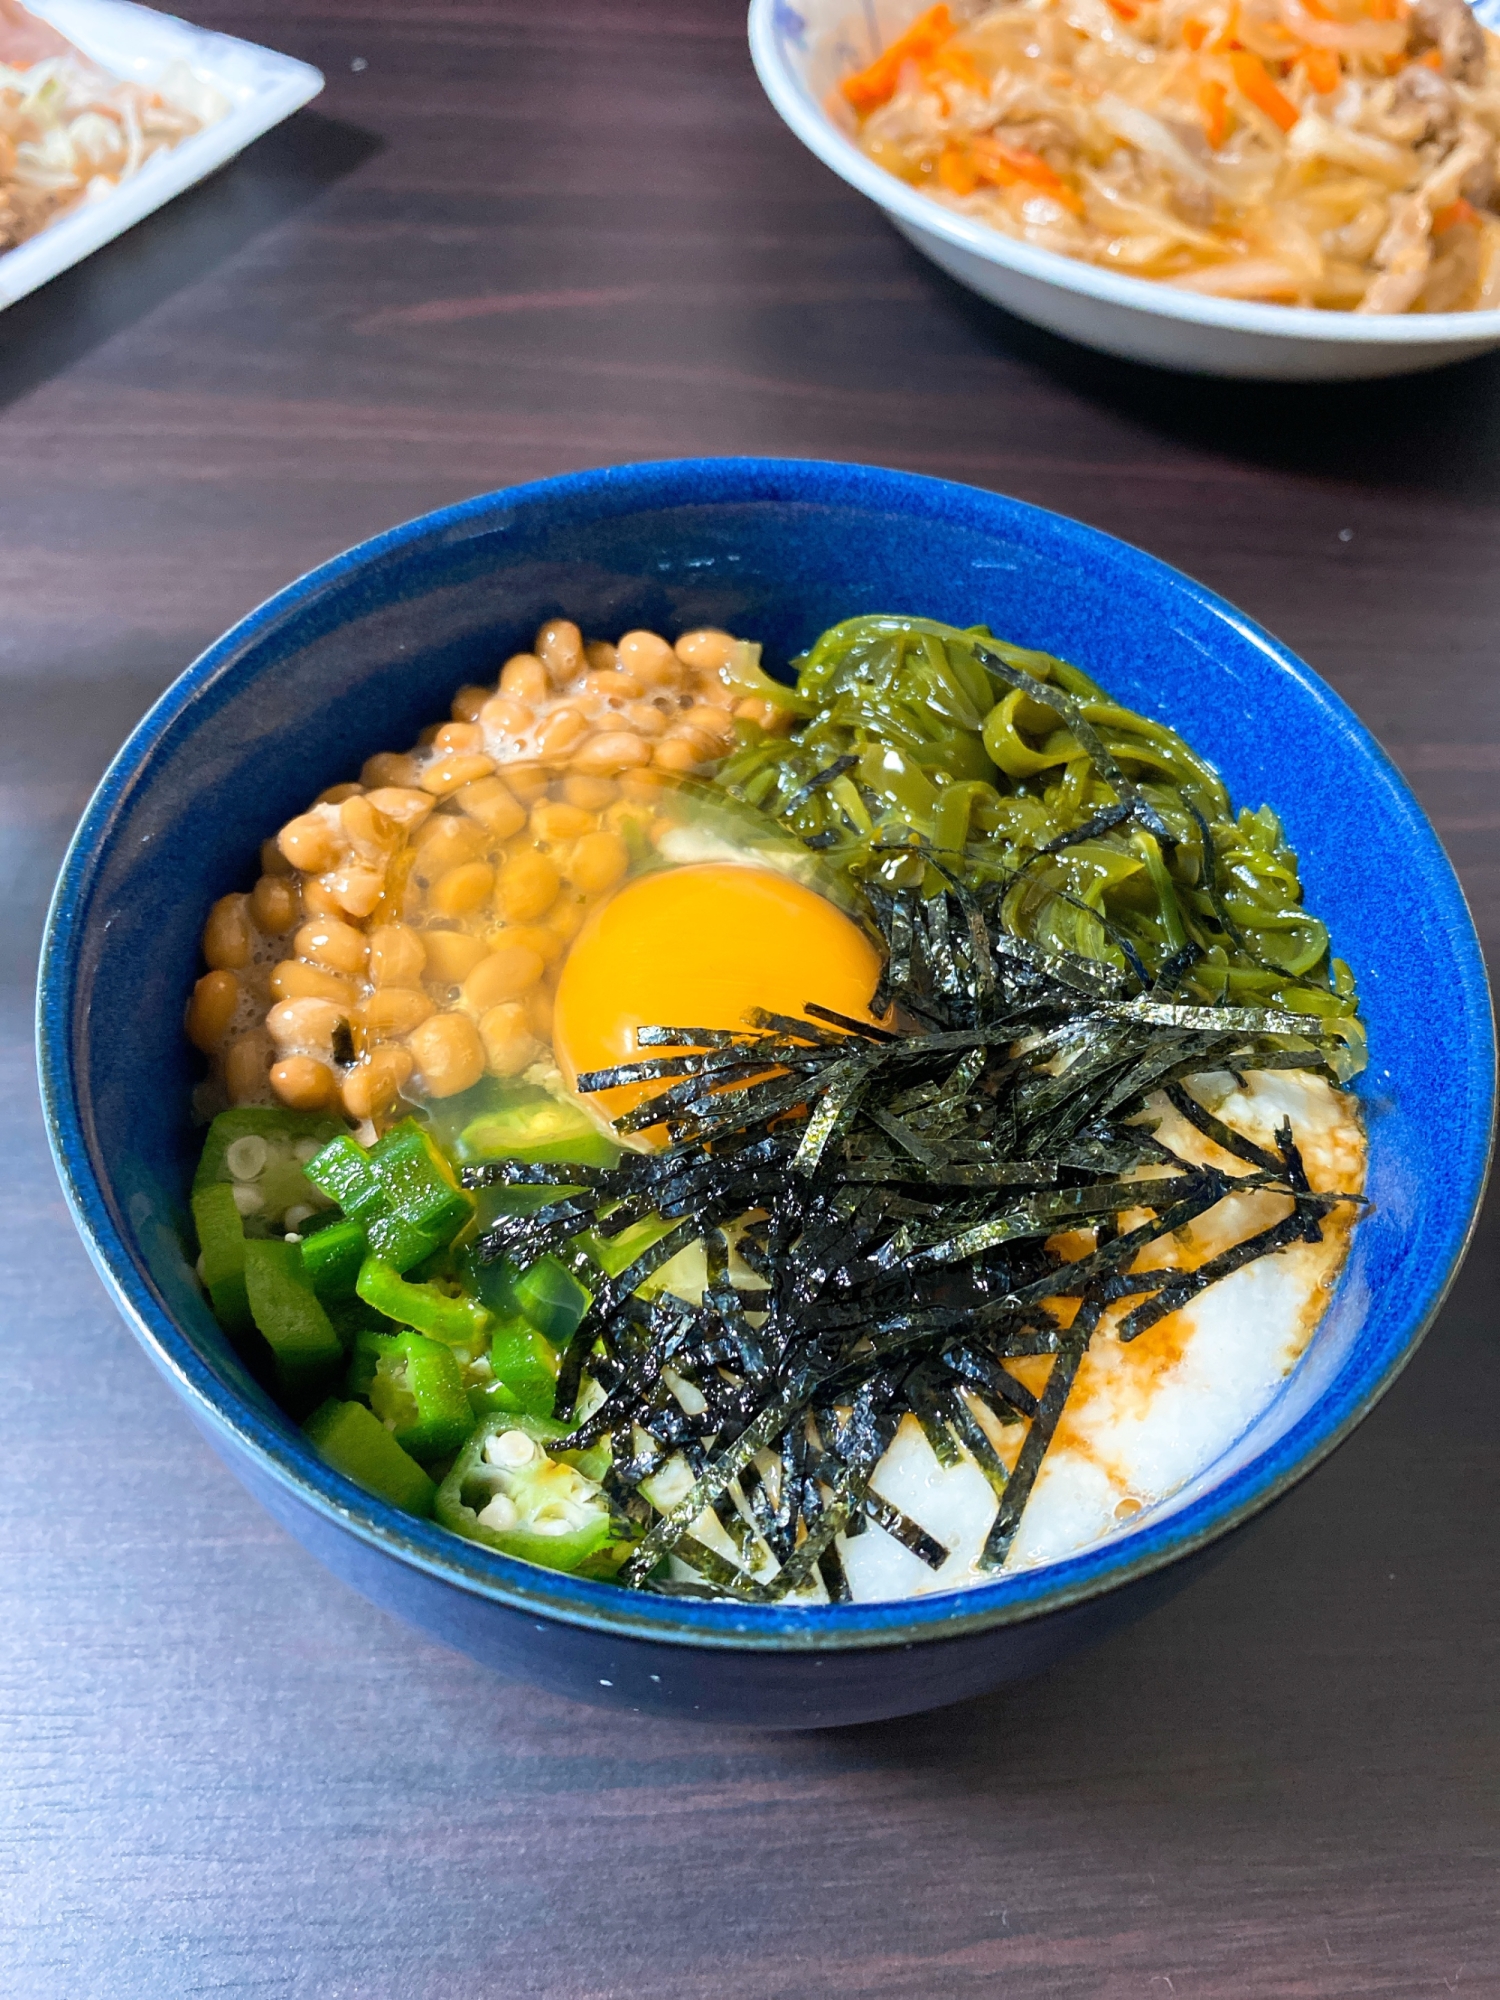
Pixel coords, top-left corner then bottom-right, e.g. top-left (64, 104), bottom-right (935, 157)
top-left (749, 0), bottom-right (1500, 377)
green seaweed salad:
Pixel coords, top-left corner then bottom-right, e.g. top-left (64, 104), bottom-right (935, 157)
top-left (718, 616), bottom-right (1362, 1067)
top-left (188, 614), bottom-right (1366, 1601)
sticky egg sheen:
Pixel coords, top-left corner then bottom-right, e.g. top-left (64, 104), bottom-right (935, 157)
top-left (552, 863), bottom-right (885, 1120)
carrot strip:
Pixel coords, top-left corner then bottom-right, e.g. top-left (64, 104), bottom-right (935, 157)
top-left (1182, 14), bottom-right (1209, 46)
top-left (840, 4), bottom-right (956, 113)
top-left (1229, 49), bottom-right (1299, 130)
top-left (1301, 45), bottom-right (1340, 92)
top-left (1209, 5), bottom-right (1242, 52)
top-left (1433, 197), bottom-right (1481, 233)
top-left (970, 135), bottom-right (1085, 214)
top-left (1416, 45), bottom-right (1444, 65)
top-left (1198, 77), bottom-right (1232, 147)
top-left (926, 43), bottom-right (984, 91)
top-left (937, 143), bottom-right (979, 194)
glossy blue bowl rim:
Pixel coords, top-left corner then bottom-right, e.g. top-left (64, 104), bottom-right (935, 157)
top-left (36, 456), bottom-right (1496, 1655)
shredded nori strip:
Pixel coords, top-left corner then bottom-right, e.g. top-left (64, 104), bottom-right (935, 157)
top-left (861, 1489), bottom-right (950, 1570)
top-left (464, 876), bottom-right (1362, 1603)
top-left (782, 753), bottom-right (860, 816)
top-left (973, 645), bottom-right (1175, 846)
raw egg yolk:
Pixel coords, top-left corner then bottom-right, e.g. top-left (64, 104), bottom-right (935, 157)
top-left (552, 863), bottom-right (885, 1124)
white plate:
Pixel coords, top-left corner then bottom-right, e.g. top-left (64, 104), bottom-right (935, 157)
top-left (0, 0), bottom-right (323, 309)
top-left (749, 0), bottom-right (1500, 379)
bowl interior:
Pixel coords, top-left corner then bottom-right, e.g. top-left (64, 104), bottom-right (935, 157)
top-left (40, 458), bottom-right (1493, 1644)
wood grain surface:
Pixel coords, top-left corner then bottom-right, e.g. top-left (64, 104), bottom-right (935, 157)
top-left (3, 3), bottom-right (1498, 1993)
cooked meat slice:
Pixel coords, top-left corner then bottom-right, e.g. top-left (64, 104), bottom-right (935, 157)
top-left (988, 118), bottom-right (1076, 162)
top-left (1169, 184), bottom-right (1217, 227)
top-left (1420, 120), bottom-right (1496, 210)
top-left (1420, 219), bottom-right (1482, 309)
top-left (1409, 0), bottom-right (1485, 84)
top-left (1393, 64), bottom-right (1459, 143)
top-left (1358, 193), bottom-right (1433, 311)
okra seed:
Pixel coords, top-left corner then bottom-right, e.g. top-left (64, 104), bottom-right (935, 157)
top-left (225, 1135), bottom-right (269, 1181)
top-left (486, 1429), bottom-right (537, 1468)
top-left (285, 1202), bottom-right (317, 1230)
top-left (231, 1183), bottom-right (264, 1216)
top-left (477, 1493), bottom-right (520, 1532)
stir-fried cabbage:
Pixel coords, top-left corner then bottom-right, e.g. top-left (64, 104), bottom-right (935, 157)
top-left (0, 0), bottom-right (226, 253)
top-left (838, 0), bottom-right (1500, 312)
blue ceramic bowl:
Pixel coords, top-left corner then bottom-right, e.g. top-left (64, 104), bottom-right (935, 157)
top-left (38, 458), bottom-right (1494, 1728)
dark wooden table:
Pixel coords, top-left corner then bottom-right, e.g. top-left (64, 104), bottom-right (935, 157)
top-left (5, 4), bottom-right (1499, 1992)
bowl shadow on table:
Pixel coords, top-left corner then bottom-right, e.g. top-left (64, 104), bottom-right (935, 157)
top-left (0, 110), bottom-right (380, 414)
top-left (806, 1483), bottom-right (1452, 1832)
top-left (918, 252), bottom-right (1500, 505)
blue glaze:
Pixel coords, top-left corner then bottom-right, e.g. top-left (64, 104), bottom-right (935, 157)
top-left (37, 459), bottom-right (1494, 1728)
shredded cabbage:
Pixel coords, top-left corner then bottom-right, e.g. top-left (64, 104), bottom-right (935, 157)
top-left (839, 0), bottom-right (1500, 312)
top-left (0, 12), bottom-right (227, 254)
